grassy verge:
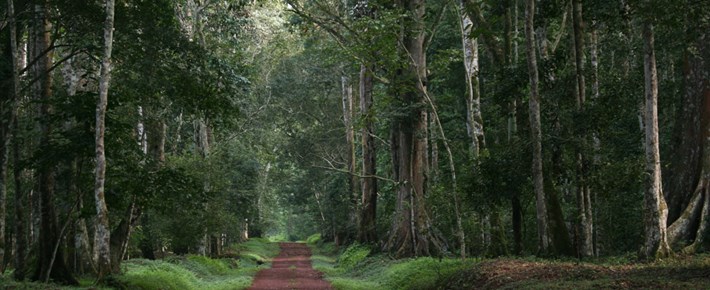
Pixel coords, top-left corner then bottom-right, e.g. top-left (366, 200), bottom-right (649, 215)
top-left (0, 238), bottom-right (279, 290)
top-left (0, 271), bottom-right (105, 290)
top-left (442, 254), bottom-right (710, 289)
top-left (117, 238), bottom-right (279, 290)
top-left (308, 235), bottom-right (710, 290)
top-left (307, 234), bottom-right (476, 290)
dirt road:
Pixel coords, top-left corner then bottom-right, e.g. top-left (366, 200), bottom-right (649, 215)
top-left (248, 242), bottom-right (333, 290)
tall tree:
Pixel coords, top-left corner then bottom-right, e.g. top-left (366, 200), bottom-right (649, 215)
top-left (524, 0), bottom-right (549, 254)
top-left (358, 63), bottom-right (378, 244)
top-left (341, 74), bottom-right (358, 239)
top-left (385, 0), bottom-right (446, 257)
top-left (571, 0), bottom-right (593, 257)
top-left (31, 0), bottom-right (78, 283)
top-left (664, 2), bottom-right (710, 254)
top-left (460, 0), bottom-right (485, 158)
top-left (7, 0), bottom-right (27, 279)
top-left (94, 0), bottom-right (116, 279)
top-left (640, 21), bottom-right (671, 260)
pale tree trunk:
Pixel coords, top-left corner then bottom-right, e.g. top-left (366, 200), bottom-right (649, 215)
top-left (94, 0), bottom-right (116, 279)
top-left (524, 0), bottom-right (549, 254)
top-left (357, 64), bottom-right (378, 244)
top-left (459, 6), bottom-right (487, 254)
top-left (386, 0), bottom-right (446, 258)
top-left (341, 74), bottom-right (358, 237)
top-left (193, 118), bottom-right (212, 255)
top-left (589, 21), bottom-right (601, 256)
top-left (460, 0), bottom-right (485, 158)
top-left (571, 0), bottom-right (593, 258)
top-left (641, 22), bottom-right (671, 260)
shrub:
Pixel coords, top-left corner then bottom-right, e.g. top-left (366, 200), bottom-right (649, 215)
top-left (306, 233), bottom-right (321, 244)
top-left (337, 244), bottom-right (371, 271)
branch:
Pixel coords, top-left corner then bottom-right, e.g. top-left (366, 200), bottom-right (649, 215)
top-left (311, 164), bottom-right (398, 184)
top-left (425, 1), bottom-right (451, 51)
top-left (548, 1), bottom-right (570, 55)
top-left (19, 49), bottom-right (84, 94)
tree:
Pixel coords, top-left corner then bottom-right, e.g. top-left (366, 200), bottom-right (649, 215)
top-left (357, 62), bottom-right (378, 244)
top-left (31, 0), bottom-right (78, 284)
top-left (94, 0), bottom-right (116, 279)
top-left (6, 0), bottom-right (27, 279)
top-left (524, 0), bottom-right (550, 254)
top-left (663, 1), bottom-right (710, 254)
top-left (571, 0), bottom-right (594, 258)
top-left (384, 0), bottom-right (446, 258)
top-left (640, 21), bottom-right (671, 260)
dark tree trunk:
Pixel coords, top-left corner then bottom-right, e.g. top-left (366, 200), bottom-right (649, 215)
top-left (385, 0), bottom-right (446, 258)
top-left (665, 12), bottom-right (710, 253)
top-left (109, 203), bottom-right (140, 272)
top-left (31, 1), bottom-right (78, 284)
top-left (358, 64), bottom-right (378, 244)
top-left (571, 0), bottom-right (594, 258)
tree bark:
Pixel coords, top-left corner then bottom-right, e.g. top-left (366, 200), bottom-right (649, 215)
top-left (524, 0), bottom-right (550, 254)
top-left (460, 0), bottom-right (485, 158)
top-left (357, 64), bottom-right (378, 244)
top-left (385, 0), bottom-right (446, 258)
top-left (571, 0), bottom-right (593, 258)
top-left (94, 0), bottom-right (116, 279)
top-left (31, 0), bottom-right (78, 283)
top-left (664, 13), bottom-right (710, 252)
top-left (341, 74), bottom-right (358, 239)
top-left (10, 0), bottom-right (26, 272)
top-left (641, 22), bottom-right (671, 260)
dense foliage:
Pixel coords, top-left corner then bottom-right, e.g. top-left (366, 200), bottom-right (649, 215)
top-left (0, 0), bottom-right (708, 287)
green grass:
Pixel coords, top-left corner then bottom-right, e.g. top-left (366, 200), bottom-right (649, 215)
top-left (0, 238), bottom-right (280, 290)
top-left (309, 242), bottom-right (477, 290)
top-left (117, 238), bottom-right (279, 290)
top-left (0, 270), bottom-right (113, 289)
top-left (309, 241), bottom-right (710, 290)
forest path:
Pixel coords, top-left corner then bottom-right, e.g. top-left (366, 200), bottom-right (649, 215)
top-left (248, 242), bottom-right (333, 290)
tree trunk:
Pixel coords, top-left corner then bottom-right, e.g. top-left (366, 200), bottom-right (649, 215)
top-left (9, 0), bottom-right (27, 277)
top-left (571, 0), bottom-right (593, 258)
top-left (109, 203), bottom-right (139, 272)
top-left (460, 0), bottom-right (485, 158)
top-left (385, 0), bottom-right (446, 258)
top-left (341, 74), bottom-right (358, 239)
top-left (640, 22), bottom-right (671, 260)
top-left (357, 64), bottom-right (378, 244)
top-left (664, 14), bottom-right (710, 252)
top-left (31, 0), bottom-right (78, 283)
top-left (524, 0), bottom-right (550, 254)
top-left (94, 0), bottom-right (116, 279)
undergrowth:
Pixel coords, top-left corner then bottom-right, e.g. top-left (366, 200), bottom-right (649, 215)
top-left (117, 238), bottom-right (278, 290)
top-left (309, 239), bottom-right (710, 290)
top-left (309, 240), bottom-right (476, 290)
top-left (0, 238), bottom-right (278, 290)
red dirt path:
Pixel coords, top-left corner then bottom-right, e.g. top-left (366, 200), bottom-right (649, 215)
top-left (248, 242), bottom-right (333, 290)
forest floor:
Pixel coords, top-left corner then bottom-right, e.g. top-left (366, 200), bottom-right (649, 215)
top-left (308, 240), bottom-right (710, 290)
top-left (249, 242), bottom-right (332, 290)
top-left (442, 255), bottom-right (710, 289)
